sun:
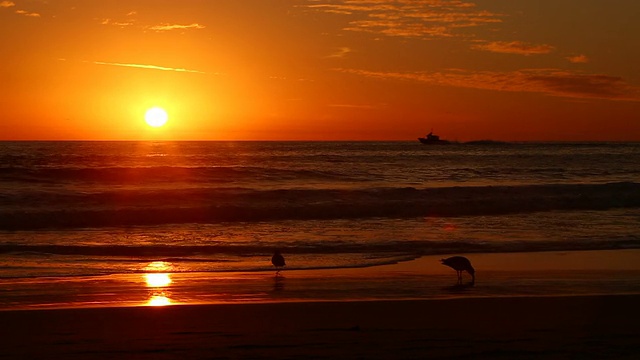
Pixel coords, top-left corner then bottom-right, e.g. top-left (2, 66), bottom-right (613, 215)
top-left (145, 107), bottom-right (168, 127)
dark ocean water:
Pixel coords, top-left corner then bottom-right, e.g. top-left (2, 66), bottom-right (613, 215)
top-left (1, 141), bottom-right (639, 280)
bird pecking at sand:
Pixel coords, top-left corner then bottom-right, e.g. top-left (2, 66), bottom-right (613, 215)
top-left (441, 256), bottom-right (475, 285)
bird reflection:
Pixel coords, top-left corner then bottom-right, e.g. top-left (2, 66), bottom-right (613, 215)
top-left (273, 275), bottom-right (285, 292)
top-left (443, 282), bottom-right (475, 293)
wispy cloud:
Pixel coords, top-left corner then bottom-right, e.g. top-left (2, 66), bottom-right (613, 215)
top-left (326, 47), bottom-right (352, 58)
top-left (147, 23), bottom-right (205, 32)
top-left (99, 11), bottom-right (205, 32)
top-left (302, 0), bottom-right (504, 39)
top-left (15, 9), bottom-right (40, 17)
top-left (100, 10), bottom-right (136, 27)
top-left (336, 68), bottom-right (640, 101)
top-left (91, 61), bottom-right (205, 74)
top-left (2, 1), bottom-right (41, 18)
top-left (471, 41), bottom-right (555, 55)
top-left (101, 18), bottom-right (134, 27)
top-left (566, 54), bottom-right (589, 64)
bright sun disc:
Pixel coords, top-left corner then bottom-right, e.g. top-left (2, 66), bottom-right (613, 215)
top-left (145, 107), bottom-right (168, 127)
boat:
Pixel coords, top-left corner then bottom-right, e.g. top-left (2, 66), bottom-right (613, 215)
top-left (418, 131), bottom-right (451, 145)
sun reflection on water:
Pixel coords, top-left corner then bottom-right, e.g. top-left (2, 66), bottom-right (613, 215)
top-left (143, 261), bottom-right (174, 306)
top-left (145, 261), bottom-right (173, 272)
top-left (145, 273), bottom-right (172, 287)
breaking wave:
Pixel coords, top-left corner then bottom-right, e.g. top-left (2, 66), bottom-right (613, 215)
top-left (1, 182), bottom-right (638, 230)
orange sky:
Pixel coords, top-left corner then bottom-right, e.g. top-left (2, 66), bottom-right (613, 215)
top-left (1, 0), bottom-right (639, 141)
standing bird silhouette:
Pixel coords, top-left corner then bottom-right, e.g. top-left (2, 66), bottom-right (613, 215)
top-left (441, 256), bottom-right (475, 285)
top-left (271, 250), bottom-right (286, 275)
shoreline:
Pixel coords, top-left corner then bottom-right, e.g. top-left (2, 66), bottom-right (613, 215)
top-left (2, 250), bottom-right (640, 358)
top-left (1, 249), bottom-right (640, 311)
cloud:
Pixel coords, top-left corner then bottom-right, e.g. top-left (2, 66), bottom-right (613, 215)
top-left (471, 41), bottom-right (555, 55)
top-left (335, 68), bottom-right (640, 101)
top-left (99, 12), bottom-right (204, 32)
top-left (326, 47), bottom-right (352, 58)
top-left (147, 23), bottom-right (205, 31)
top-left (0, 1), bottom-right (15, 8)
top-left (91, 61), bottom-right (205, 74)
top-left (302, 0), bottom-right (504, 39)
top-left (566, 54), bottom-right (589, 64)
top-left (15, 9), bottom-right (40, 17)
top-left (100, 10), bottom-right (137, 27)
top-left (101, 18), bottom-right (134, 27)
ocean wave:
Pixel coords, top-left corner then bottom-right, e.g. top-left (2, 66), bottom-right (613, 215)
top-left (0, 182), bottom-right (639, 230)
top-left (2, 237), bottom-right (639, 258)
top-left (0, 165), bottom-right (348, 184)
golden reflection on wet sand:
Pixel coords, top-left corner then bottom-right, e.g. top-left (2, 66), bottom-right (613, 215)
top-left (144, 261), bottom-right (174, 306)
top-left (147, 294), bottom-right (172, 306)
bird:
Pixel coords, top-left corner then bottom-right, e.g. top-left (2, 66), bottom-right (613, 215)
top-left (441, 256), bottom-right (475, 284)
top-left (271, 250), bottom-right (285, 275)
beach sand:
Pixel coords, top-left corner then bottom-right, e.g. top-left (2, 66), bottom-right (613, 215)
top-left (1, 295), bottom-right (639, 359)
top-left (1, 250), bottom-right (640, 359)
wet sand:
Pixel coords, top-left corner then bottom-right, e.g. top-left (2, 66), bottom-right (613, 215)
top-left (1, 295), bottom-right (639, 359)
top-left (3, 250), bottom-right (640, 310)
top-left (1, 250), bottom-right (640, 358)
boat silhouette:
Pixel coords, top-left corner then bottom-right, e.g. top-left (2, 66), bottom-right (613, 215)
top-left (418, 131), bottom-right (451, 145)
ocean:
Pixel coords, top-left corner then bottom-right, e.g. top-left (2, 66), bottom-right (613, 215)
top-left (1, 141), bottom-right (640, 309)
